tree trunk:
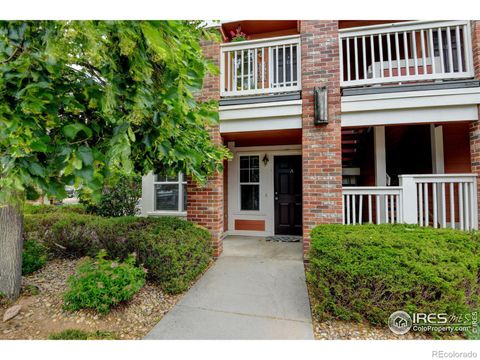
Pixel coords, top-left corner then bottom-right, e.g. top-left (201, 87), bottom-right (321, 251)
top-left (0, 205), bottom-right (23, 300)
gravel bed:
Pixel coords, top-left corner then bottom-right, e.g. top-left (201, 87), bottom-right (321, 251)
top-left (0, 258), bottom-right (181, 340)
top-left (312, 318), bottom-right (431, 340)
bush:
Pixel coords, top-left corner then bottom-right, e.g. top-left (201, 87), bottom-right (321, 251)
top-left (63, 251), bottom-right (145, 314)
top-left (23, 203), bottom-right (85, 215)
top-left (24, 213), bottom-right (213, 294)
top-left (22, 239), bottom-right (47, 275)
top-left (307, 224), bottom-right (480, 327)
top-left (81, 175), bottom-right (141, 217)
top-left (48, 329), bottom-right (116, 340)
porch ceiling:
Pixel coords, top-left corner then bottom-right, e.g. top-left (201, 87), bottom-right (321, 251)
top-left (223, 129), bottom-right (301, 147)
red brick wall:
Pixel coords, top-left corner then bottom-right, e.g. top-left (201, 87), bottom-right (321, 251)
top-left (187, 35), bottom-right (224, 257)
top-left (300, 21), bottom-right (343, 257)
top-left (469, 20), bottom-right (480, 227)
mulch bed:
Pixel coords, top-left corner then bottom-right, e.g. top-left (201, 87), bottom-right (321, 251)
top-left (0, 258), bottom-right (181, 340)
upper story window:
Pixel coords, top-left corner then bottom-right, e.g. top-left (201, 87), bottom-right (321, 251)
top-left (154, 173), bottom-right (187, 212)
top-left (240, 155), bottom-right (260, 211)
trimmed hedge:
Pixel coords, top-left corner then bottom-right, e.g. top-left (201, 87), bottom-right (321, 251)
top-left (23, 203), bottom-right (86, 215)
top-left (24, 213), bottom-right (213, 294)
top-left (307, 224), bottom-right (480, 326)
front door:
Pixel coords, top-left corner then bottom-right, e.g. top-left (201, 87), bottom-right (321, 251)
top-left (274, 155), bottom-right (302, 235)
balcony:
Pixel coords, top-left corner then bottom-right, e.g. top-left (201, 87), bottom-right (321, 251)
top-left (339, 21), bottom-right (475, 87)
top-left (220, 35), bottom-right (301, 97)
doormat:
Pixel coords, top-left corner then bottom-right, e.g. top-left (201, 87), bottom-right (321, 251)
top-left (266, 235), bottom-right (302, 243)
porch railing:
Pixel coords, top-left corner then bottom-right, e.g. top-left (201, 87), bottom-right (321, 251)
top-left (339, 21), bottom-right (475, 87)
top-left (220, 35), bottom-right (301, 97)
top-left (343, 186), bottom-right (403, 225)
top-left (343, 174), bottom-right (478, 230)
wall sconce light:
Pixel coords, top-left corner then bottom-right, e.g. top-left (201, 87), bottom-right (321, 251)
top-left (314, 86), bottom-right (328, 125)
top-left (262, 154), bottom-right (269, 166)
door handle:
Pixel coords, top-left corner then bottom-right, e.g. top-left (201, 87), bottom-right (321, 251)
top-left (275, 196), bottom-right (278, 201)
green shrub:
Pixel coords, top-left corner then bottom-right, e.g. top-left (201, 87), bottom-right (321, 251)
top-left (25, 213), bottom-right (101, 258)
top-left (48, 329), bottom-right (116, 340)
top-left (307, 224), bottom-right (480, 327)
top-left (24, 213), bottom-right (213, 294)
top-left (81, 175), bottom-right (141, 217)
top-left (22, 239), bottom-right (47, 275)
top-left (64, 251), bottom-right (145, 314)
top-left (23, 204), bottom-right (85, 215)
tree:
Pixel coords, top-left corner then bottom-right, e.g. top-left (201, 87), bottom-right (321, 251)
top-left (0, 21), bottom-right (229, 299)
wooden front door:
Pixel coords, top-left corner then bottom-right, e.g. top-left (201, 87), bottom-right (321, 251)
top-left (274, 155), bottom-right (302, 235)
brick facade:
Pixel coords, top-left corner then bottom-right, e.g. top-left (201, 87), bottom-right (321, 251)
top-left (187, 37), bottom-right (224, 257)
top-left (469, 20), bottom-right (480, 226)
top-left (300, 21), bottom-right (343, 256)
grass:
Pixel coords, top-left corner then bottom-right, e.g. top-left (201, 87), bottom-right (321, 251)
top-left (48, 329), bottom-right (117, 340)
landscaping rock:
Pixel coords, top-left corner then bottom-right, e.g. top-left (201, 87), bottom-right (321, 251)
top-left (0, 258), bottom-right (181, 340)
top-left (3, 305), bottom-right (22, 322)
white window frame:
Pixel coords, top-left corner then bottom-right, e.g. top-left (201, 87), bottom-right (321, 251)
top-left (239, 155), bottom-right (260, 212)
top-left (152, 172), bottom-right (187, 215)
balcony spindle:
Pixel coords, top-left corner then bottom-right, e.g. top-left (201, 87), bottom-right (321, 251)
top-left (412, 30), bottom-right (418, 76)
top-left (438, 28), bottom-right (445, 74)
top-left (403, 31), bottom-right (409, 76)
top-left (395, 32), bottom-right (401, 77)
top-left (456, 26), bottom-right (463, 72)
top-left (420, 29), bottom-right (427, 75)
top-left (446, 27), bottom-right (454, 73)
top-left (429, 28), bottom-right (436, 74)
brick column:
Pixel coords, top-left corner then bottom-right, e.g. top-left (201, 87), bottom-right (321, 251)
top-left (300, 21), bottom-right (343, 258)
top-left (187, 37), bottom-right (224, 257)
top-left (469, 20), bottom-right (480, 227)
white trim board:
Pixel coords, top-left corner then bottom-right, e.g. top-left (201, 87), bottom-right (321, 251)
top-left (220, 116), bottom-right (302, 133)
top-left (341, 87), bottom-right (480, 113)
top-left (220, 99), bottom-right (302, 133)
top-left (341, 105), bottom-right (478, 127)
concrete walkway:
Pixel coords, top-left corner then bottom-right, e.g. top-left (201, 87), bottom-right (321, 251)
top-left (145, 236), bottom-right (314, 340)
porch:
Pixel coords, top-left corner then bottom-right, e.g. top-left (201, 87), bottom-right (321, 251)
top-left (342, 122), bottom-right (478, 230)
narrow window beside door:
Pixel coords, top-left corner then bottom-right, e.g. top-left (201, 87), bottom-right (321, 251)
top-left (240, 155), bottom-right (260, 211)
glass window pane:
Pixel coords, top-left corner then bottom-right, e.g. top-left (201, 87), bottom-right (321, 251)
top-left (155, 174), bottom-right (178, 182)
top-left (250, 156), bottom-right (259, 168)
top-left (241, 184), bottom-right (259, 211)
top-left (250, 169), bottom-right (259, 183)
top-left (183, 184), bottom-right (187, 212)
top-left (240, 169), bottom-right (249, 183)
top-left (155, 184), bottom-right (179, 211)
top-left (240, 156), bottom-right (249, 169)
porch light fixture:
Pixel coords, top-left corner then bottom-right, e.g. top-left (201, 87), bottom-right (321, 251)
top-left (262, 154), bottom-right (269, 166)
top-left (314, 86), bottom-right (328, 125)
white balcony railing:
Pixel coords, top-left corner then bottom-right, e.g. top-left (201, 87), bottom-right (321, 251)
top-left (343, 174), bottom-right (478, 230)
top-left (220, 35), bottom-right (301, 97)
top-left (339, 21), bottom-right (475, 87)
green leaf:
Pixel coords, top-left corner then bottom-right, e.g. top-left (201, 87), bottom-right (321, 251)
top-left (29, 162), bottom-right (46, 177)
top-left (62, 124), bottom-right (92, 140)
top-left (77, 146), bottom-right (94, 166)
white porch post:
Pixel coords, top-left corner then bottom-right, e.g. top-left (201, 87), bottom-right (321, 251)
top-left (141, 172), bottom-right (155, 216)
top-left (399, 175), bottom-right (418, 224)
top-left (430, 124), bottom-right (445, 226)
top-left (430, 124), bottom-right (445, 174)
top-left (374, 126), bottom-right (387, 222)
